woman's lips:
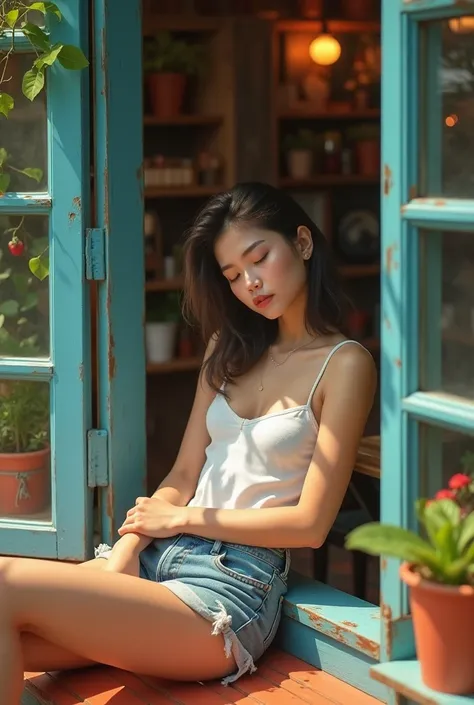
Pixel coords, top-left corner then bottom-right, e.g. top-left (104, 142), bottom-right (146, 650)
top-left (253, 295), bottom-right (274, 309)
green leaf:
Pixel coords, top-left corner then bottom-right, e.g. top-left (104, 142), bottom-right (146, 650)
top-left (20, 292), bottom-right (39, 312)
top-left (0, 268), bottom-right (12, 281)
top-left (12, 273), bottom-right (28, 295)
top-left (0, 299), bottom-right (20, 316)
top-left (426, 499), bottom-right (461, 527)
top-left (22, 23), bottom-right (50, 52)
top-left (0, 148), bottom-right (8, 166)
top-left (22, 67), bottom-right (45, 101)
top-left (0, 172), bottom-right (11, 193)
top-left (459, 512), bottom-right (474, 553)
top-left (58, 45), bottom-right (89, 70)
top-left (18, 167), bottom-right (43, 182)
top-left (444, 541), bottom-right (474, 583)
top-left (29, 254), bottom-right (49, 280)
top-left (0, 93), bottom-right (14, 118)
top-left (435, 522), bottom-right (458, 566)
top-left (35, 43), bottom-right (63, 69)
top-left (0, 314), bottom-right (4, 328)
top-left (6, 9), bottom-right (19, 28)
top-left (345, 522), bottom-right (441, 572)
top-left (29, 2), bottom-right (62, 19)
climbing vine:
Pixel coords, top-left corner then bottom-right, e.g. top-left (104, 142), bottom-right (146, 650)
top-left (0, 1), bottom-right (89, 281)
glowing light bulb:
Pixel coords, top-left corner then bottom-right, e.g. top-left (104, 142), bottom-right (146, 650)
top-left (309, 35), bottom-right (341, 66)
top-left (448, 16), bottom-right (474, 33)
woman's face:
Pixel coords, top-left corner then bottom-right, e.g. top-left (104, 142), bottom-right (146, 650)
top-left (214, 225), bottom-right (312, 319)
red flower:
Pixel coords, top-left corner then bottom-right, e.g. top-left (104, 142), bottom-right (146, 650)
top-left (448, 473), bottom-right (471, 490)
top-left (435, 489), bottom-right (456, 500)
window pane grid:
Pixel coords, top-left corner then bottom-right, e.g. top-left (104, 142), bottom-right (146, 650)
top-left (403, 392), bottom-right (474, 435)
top-left (0, 195), bottom-right (51, 214)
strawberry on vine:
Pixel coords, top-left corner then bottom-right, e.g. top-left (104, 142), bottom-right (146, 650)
top-left (8, 237), bottom-right (24, 256)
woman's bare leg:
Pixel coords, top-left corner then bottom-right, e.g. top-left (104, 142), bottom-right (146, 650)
top-left (0, 556), bottom-right (235, 705)
top-left (22, 557), bottom-right (108, 672)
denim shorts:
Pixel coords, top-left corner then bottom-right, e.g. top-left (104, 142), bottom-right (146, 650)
top-left (95, 534), bottom-right (290, 684)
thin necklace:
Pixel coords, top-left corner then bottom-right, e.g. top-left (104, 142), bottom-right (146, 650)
top-left (259, 337), bottom-right (316, 391)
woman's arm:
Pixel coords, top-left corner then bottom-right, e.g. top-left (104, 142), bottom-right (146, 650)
top-left (181, 345), bottom-right (377, 548)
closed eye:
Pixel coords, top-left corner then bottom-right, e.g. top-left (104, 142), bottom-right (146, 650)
top-left (227, 253), bottom-right (268, 284)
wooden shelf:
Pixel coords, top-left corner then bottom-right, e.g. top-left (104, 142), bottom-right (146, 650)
top-left (339, 263), bottom-right (380, 278)
top-left (147, 357), bottom-right (202, 374)
top-left (278, 109), bottom-right (380, 121)
top-left (280, 175), bottom-right (379, 188)
top-left (142, 14), bottom-right (221, 35)
top-left (275, 19), bottom-right (381, 33)
top-left (143, 114), bottom-right (224, 127)
top-left (146, 277), bottom-right (184, 292)
top-left (145, 185), bottom-right (224, 199)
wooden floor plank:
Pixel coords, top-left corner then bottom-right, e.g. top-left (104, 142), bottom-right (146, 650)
top-left (23, 649), bottom-right (382, 705)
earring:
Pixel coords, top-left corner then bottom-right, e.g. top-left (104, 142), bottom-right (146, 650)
top-left (303, 252), bottom-right (310, 259)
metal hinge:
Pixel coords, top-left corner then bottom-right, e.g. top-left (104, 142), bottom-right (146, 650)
top-left (85, 228), bottom-right (106, 280)
top-left (87, 429), bottom-right (109, 488)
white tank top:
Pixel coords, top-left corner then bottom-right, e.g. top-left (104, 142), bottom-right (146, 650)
top-left (187, 340), bottom-right (366, 511)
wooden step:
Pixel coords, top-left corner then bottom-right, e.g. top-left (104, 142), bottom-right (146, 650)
top-left (371, 661), bottom-right (474, 705)
top-left (23, 649), bottom-right (383, 704)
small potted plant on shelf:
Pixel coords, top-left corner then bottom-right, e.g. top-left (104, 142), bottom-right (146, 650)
top-left (345, 123), bottom-right (380, 178)
top-left (282, 129), bottom-right (318, 180)
top-left (0, 373), bottom-right (50, 517)
top-left (143, 31), bottom-right (205, 119)
top-left (145, 291), bottom-right (182, 364)
top-left (346, 470), bottom-right (474, 695)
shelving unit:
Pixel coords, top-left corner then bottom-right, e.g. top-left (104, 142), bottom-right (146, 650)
top-left (271, 16), bottom-right (382, 352)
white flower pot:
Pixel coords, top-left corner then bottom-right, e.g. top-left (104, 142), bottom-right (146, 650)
top-left (145, 322), bottom-right (177, 363)
top-left (287, 149), bottom-right (313, 180)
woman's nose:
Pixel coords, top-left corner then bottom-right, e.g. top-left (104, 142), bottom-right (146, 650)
top-left (246, 273), bottom-right (262, 291)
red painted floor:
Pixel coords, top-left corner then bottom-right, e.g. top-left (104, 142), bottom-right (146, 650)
top-left (24, 649), bottom-right (382, 704)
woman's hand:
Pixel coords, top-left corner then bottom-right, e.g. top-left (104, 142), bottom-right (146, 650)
top-left (117, 496), bottom-right (186, 540)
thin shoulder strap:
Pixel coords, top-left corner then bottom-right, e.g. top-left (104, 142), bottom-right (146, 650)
top-left (306, 340), bottom-right (367, 406)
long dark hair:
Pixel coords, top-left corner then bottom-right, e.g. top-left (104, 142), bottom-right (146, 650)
top-left (183, 182), bottom-right (347, 394)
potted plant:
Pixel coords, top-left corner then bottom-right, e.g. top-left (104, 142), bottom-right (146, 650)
top-left (282, 129), bottom-right (318, 180)
top-left (346, 472), bottom-right (474, 695)
top-left (143, 31), bottom-right (205, 118)
top-left (145, 291), bottom-right (181, 363)
top-left (346, 123), bottom-right (380, 177)
top-left (0, 378), bottom-right (50, 516)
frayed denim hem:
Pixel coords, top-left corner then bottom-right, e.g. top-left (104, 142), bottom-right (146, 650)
top-left (162, 580), bottom-right (257, 685)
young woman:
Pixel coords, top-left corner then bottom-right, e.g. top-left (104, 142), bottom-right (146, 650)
top-left (0, 182), bottom-right (376, 704)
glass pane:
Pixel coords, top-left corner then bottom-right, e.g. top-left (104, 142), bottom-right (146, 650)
top-left (1, 53), bottom-right (47, 192)
top-left (0, 379), bottom-right (51, 522)
top-left (419, 423), bottom-right (474, 504)
top-left (0, 215), bottom-right (49, 358)
top-left (420, 229), bottom-right (474, 399)
top-left (420, 16), bottom-right (474, 198)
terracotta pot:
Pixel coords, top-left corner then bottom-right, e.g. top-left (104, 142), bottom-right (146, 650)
top-left (287, 149), bottom-right (313, 180)
top-left (147, 73), bottom-right (187, 118)
top-left (0, 446), bottom-right (50, 516)
top-left (401, 562), bottom-right (474, 694)
top-left (355, 140), bottom-right (380, 177)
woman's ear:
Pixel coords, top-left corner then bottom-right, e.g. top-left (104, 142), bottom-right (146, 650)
top-left (296, 225), bottom-right (313, 260)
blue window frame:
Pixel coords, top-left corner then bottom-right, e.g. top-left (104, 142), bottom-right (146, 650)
top-left (0, 1), bottom-right (93, 559)
top-left (380, 0), bottom-right (474, 668)
top-left (0, 0), bottom-right (145, 560)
